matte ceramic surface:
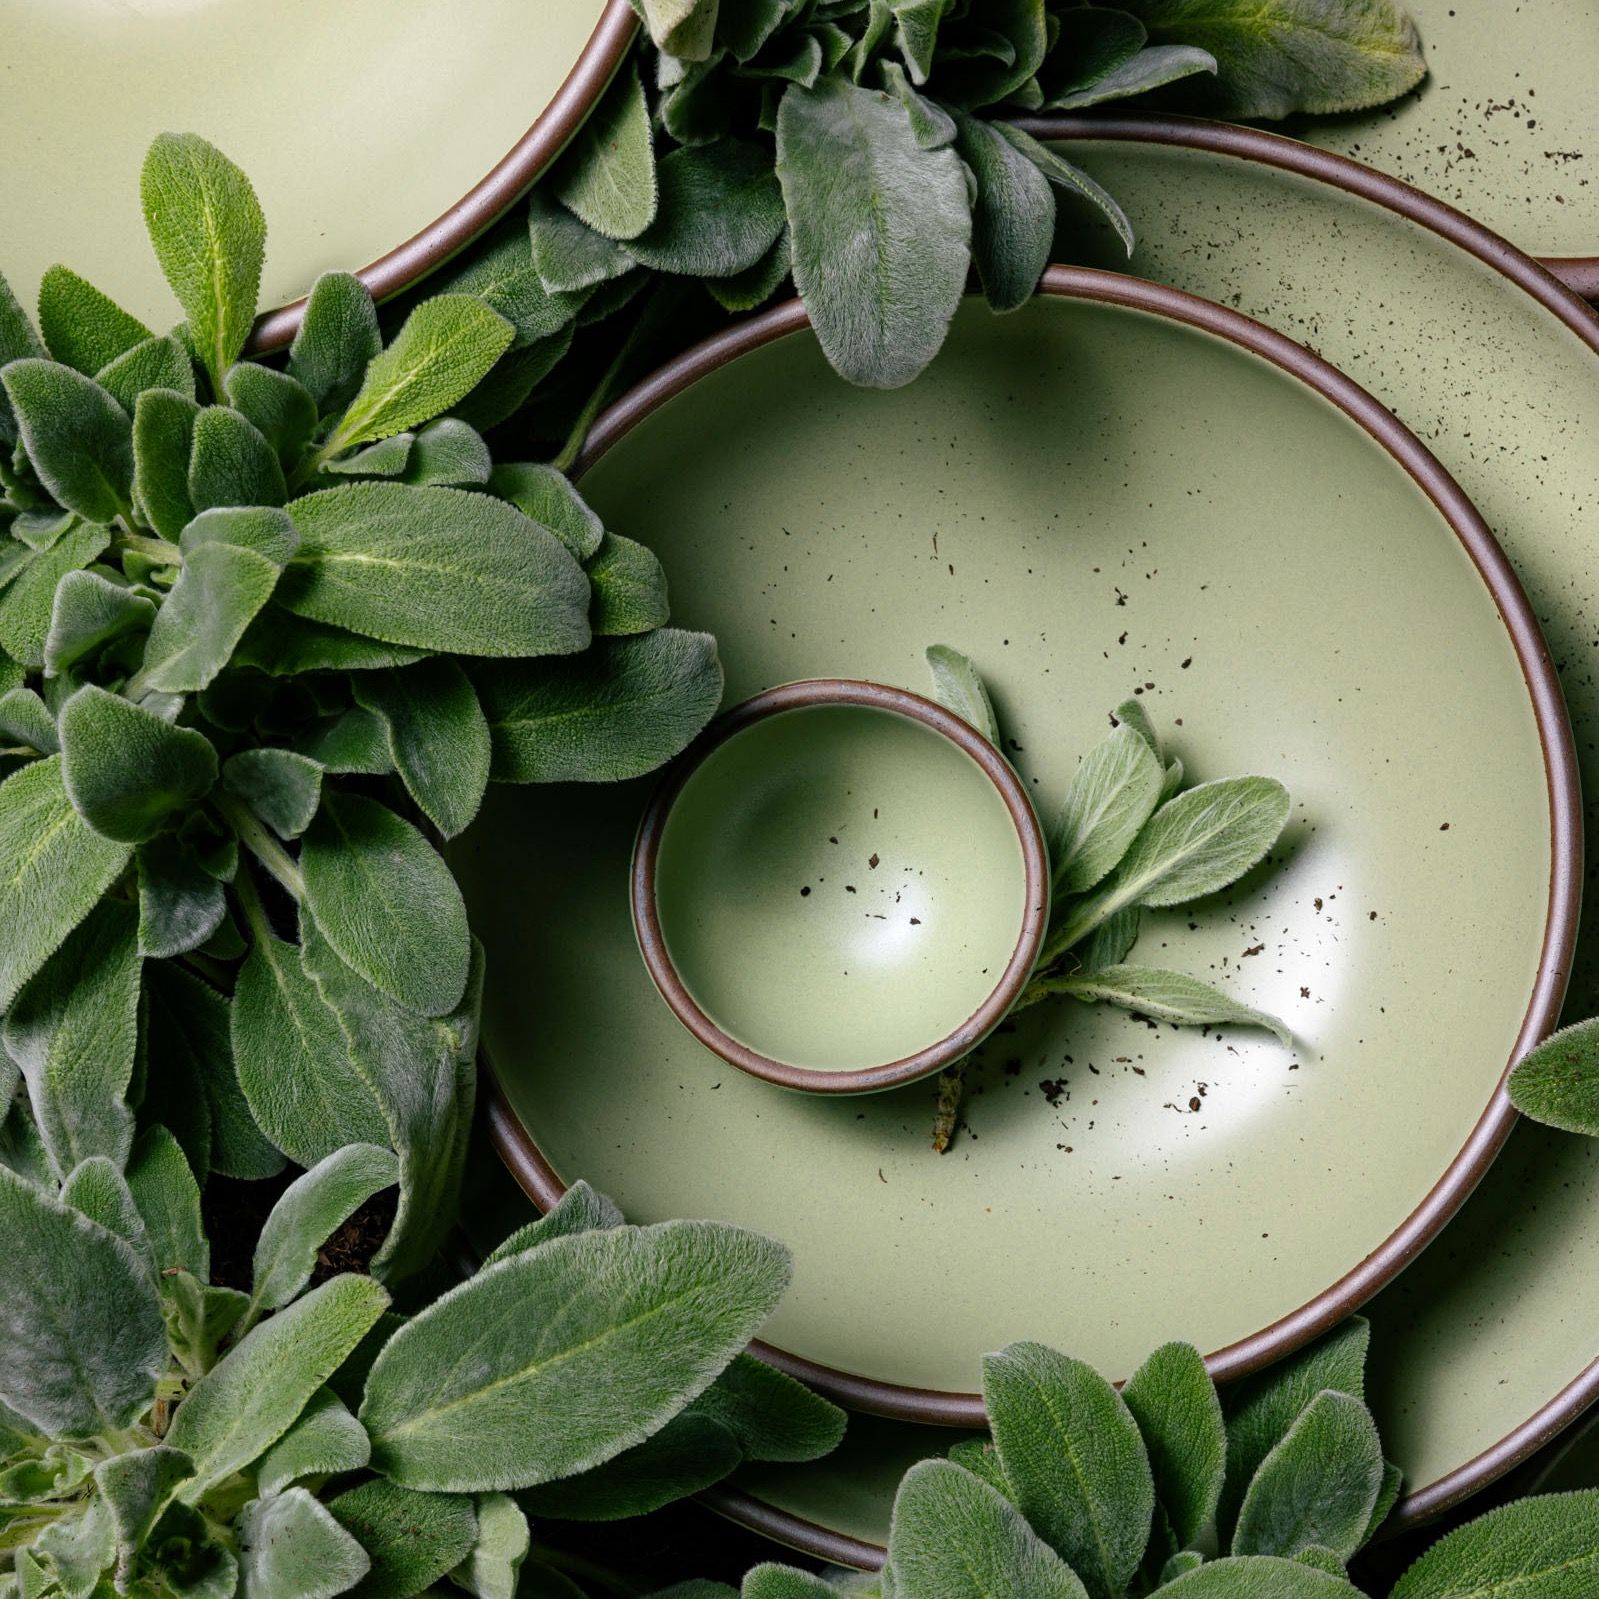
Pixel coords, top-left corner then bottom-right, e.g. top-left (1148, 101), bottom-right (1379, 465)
top-left (1288, 0), bottom-right (1599, 292)
top-left (638, 683), bottom-right (1047, 1089)
top-left (1, 0), bottom-right (629, 339)
top-left (459, 276), bottom-right (1572, 1428)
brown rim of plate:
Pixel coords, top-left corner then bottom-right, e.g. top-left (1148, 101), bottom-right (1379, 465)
top-left (482, 217), bottom-right (1582, 1540)
top-left (1543, 257), bottom-right (1599, 303)
top-left (629, 678), bottom-right (1052, 1095)
top-left (246, 0), bottom-right (637, 353)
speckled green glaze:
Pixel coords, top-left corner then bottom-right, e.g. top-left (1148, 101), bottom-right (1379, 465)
top-left (651, 701), bottom-right (1032, 1078)
top-left (1294, 0), bottom-right (1599, 264)
top-left (2, 0), bottom-right (613, 329)
top-left (458, 286), bottom-right (1556, 1412)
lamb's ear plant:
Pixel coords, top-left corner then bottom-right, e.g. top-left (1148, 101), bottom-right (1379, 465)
top-left (0, 135), bottom-right (724, 1271)
top-left (0, 1150), bottom-right (843, 1599)
top-left (923, 646), bottom-right (1291, 1151)
top-left (427, 0), bottom-right (1425, 419)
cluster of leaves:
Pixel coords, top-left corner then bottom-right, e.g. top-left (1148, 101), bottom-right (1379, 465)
top-left (924, 646), bottom-right (1289, 1149)
top-left (426, 0), bottom-right (1428, 412)
top-left (0, 1153), bottom-right (843, 1599)
top-left (0, 133), bottom-right (725, 1275)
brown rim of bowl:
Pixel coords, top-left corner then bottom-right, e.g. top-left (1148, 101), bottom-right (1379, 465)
top-left (1544, 257), bottom-right (1599, 303)
top-left (630, 678), bottom-right (1051, 1096)
top-left (483, 225), bottom-right (1580, 1524)
top-left (246, 0), bottom-right (637, 354)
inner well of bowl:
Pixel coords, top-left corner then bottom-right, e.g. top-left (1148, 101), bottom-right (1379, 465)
top-left (458, 295), bottom-right (1552, 1396)
top-left (653, 702), bottom-right (1029, 1075)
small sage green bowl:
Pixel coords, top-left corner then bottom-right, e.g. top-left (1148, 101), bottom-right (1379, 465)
top-left (630, 678), bottom-right (1051, 1093)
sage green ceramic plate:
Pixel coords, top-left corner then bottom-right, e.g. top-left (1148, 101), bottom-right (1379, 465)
top-left (1290, 0), bottom-right (1599, 295)
top-left (459, 268), bottom-right (1574, 1436)
top-left (1, 0), bottom-right (632, 344)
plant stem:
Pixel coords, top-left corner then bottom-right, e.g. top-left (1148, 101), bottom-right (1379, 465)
top-left (219, 796), bottom-right (305, 905)
top-left (931, 1060), bottom-right (967, 1154)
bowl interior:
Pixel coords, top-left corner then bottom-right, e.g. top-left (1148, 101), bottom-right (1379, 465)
top-left (458, 290), bottom-right (1559, 1404)
top-left (651, 699), bottom-right (1032, 1077)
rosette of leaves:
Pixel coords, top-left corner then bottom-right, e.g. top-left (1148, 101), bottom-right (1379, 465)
top-left (477, 0), bottom-right (1425, 402)
top-left (0, 1142), bottom-right (844, 1599)
top-left (923, 646), bottom-right (1290, 1150)
top-left (0, 133), bottom-right (724, 1276)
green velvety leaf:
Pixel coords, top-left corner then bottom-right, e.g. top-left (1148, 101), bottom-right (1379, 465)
top-left (952, 111), bottom-right (1053, 312)
top-left (1052, 724), bottom-right (1163, 894)
top-left (133, 387), bottom-right (201, 542)
top-left (985, 1341), bottom-right (1153, 1599)
top-left (58, 685), bottom-right (217, 842)
top-left (449, 326), bottom-right (575, 432)
top-left (0, 687), bottom-right (55, 754)
top-left (37, 264), bottom-right (150, 376)
top-left (300, 791), bottom-right (469, 1015)
top-left (1118, 0), bottom-right (1425, 118)
top-left (126, 1124), bottom-right (208, 1280)
top-left (232, 924), bottom-right (391, 1168)
top-left (167, 1273), bottom-right (389, 1498)
top-left (879, 60), bottom-right (958, 150)
top-left (587, 532), bottom-right (670, 637)
top-left (143, 962), bottom-right (286, 1182)
top-left (704, 229), bottom-right (793, 313)
top-left (450, 1492), bottom-right (528, 1599)
top-left (518, 1411), bottom-right (742, 1519)
top-left (481, 1180), bottom-right (624, 1269)
top-left (97, 333), bottom-right (197, 414)
top-left (136, 540), bottom-right (282, 695)
top-left (329, 1478), bottom-right (476, 1599)
top-left (742, 1567), bottom-right (840, 1599)
top-left (479, 628), bottom-right (722, 783)
top-left (888, 1458), bottom-right (1090, 1599)
top-left (189, 404), bottom-right (287, 510)
top-left (1161, 1556), bottom-right (1360, 1595)
top-left (1365, 1460), bottom-right (1403, 1543)
top-left (251, 1143), bottom-right (398, 1315)
top-left (924, 643), bottom-right (999, 743)
top-left (0, 522), bottom-right (110, 668)
top-left (1, 359), bottom-right (133, 522)
top-left (1045, 42), bottom-right (1216, 107)
top-left (60, 1156), bottom-right (146, 1255)
top-left (281, 481), bottom-right (590, 658)
top-left (3, 900), bottom-right (140, 1179)
top-left (0, 269), bottom-right (47, 441)
top-left (1390, 1489), bottom-right (1599, 1599)
top-left (489, 462), bottom-right (603, 561)
top-left (297, 921), bottom-right (481, 1285)
top-left (320, 296), bottom-right (514, 458)
top-left (32, 1494), bottom-right (117, 1594)
top-left (9, 505), bottom-right (75, 553)
top-left (296, 706), bottom-right (396, 774)
top-left (1122, 1341), bottom-right (1224, 1550)
top-left (224, 363), bottom-right (319, 469)
top-left (361, 1220), bottom-right (791, 1491)
top-left (232, 608), bottom-right (428, 677)
top-left (1234, 1391), bottom-right (1382, 1563)
top-left (1082, 902), bottom-right (1145, 969)
top-left (43, 568), bottom-right (155, 678)
top-left (1045, 966), bottom-right (1291, 1044)
top-left (352, 659), bottom-right (490, 839)
top-left (223, 747), bottom-right (324, 839)
top-left (1220, 1319), bottom-right (1370, 1539)
top-left (1047, 6), bottom-right (1147, 94)
top-left (289, 272), bottom-right (382, 417)
top-left (950, 1436), bottom-right (1015, 1500)
top-left (428, 216), bottom-right (589, 349)
top-left (95, 1446), bottom-right (195, 1588)
top-left (255, 1387), bottom-right (371, 1497)
top-left (552, 62), bottom-right (659, 241)
top-left (0, 1163), bottom-right (167, 1437)
top-left (140, 133), bottom-right (266, 390)
top-left (1509, 1016), bottom-right (1599, 1135)
top-left (323, 433), bottom-right (415, 479)
top-left (638, 0), bottom-right (719, 57)
top-left (527, 189), bottom-right (636, 294)
top-left (777, 77), bottom-right (970, 387)
top-left (628, 141), bottom-right (786, 278)
top-left (183, 510), bottom-right (299, 574)
top-left (400, 418), bottom-right (491, 487)
top-left (0, 754), bottom-right (131, 1010)
top-left (1162, 1550), bottom-right (1207, 1583)
top-left (689, 1353), bottom-right (847, 1464)
top-left (995, 123), bottom-right (1134, 255)
top-left (238, 1485), bottom-right (372, 1599)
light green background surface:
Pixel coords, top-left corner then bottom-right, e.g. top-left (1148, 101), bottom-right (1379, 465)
top-left (655, 703), bottom-right (1031, 1075)
top-left (1, 0), bottom-right (608, 326)
top-left (1298, 0), bottom-right (1599, 260)
top-left (459, 293), bottom-right (1550, 1402)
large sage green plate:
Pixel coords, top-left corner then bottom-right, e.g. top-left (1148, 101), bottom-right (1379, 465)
top-left (460, 267), bottom-right (1573, 1433)
top-left (1, 0), bottom-right (632, 344)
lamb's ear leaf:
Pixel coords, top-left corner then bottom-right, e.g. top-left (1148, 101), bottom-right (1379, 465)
top-left (0, 522), bottom-right (111, 670)
top-left (38, 264), bottom-right (151, 375)
top-left (479, 1179), bottom-right (624, 1269)
top-left (255, 1387), bottom-right (371, 1497)
top-left (223, 747), bottom-right (324, 840)
top-left (238, 1485), bottom-right (373, 1599)
top-left (126, 1123), bottom-right (209, 1281)
top-left (551, 61), bottom-right (659, 240)
top-left (447, 1491), bottom-right (530, 1599)
top-left (1043, 42), bottom-right (1216, 110)
top-left (360, 1221), bottom-right (791, 1492)
top-left (0, 1162), bottom-right (168, 1438)
top-left (1121, 1342), bottom-right (1224, 1551)
top-left (586, 532), bottom-right (670, 638)
top-left (1159, 1556), bottom-right (1360, 1594)
top-left (327, 1478), bottom-right (477, 1598)
top-left (488, 462), bottom-right (604, 561)
top-left (288, 271), bottom-right (382, 417)
top-left (1, 358), bottom-right (134, 522)
top-left (60, 1156), bottom-right (147, 1255)
top-left (687, 1353), bottom-right (847, 1464)
top-left (94, 1445), bottom-right (196, 1589)
top-left (97, 334), bottom-right (196, 413)
top-left (188, 403), bottom-right (287, 510)
top-left (1509, 1016), bottom-right (1599, 1135)
top-left (741, 1564), bottom-right (841, 1598)
top-left (925, 644), bottom-right (1000, 744)
top-left (140, 132), bottom-right (266, 390)
top-left (133, 387), bottom-right (201, 542)
top-left (952, 111), bottom-right (1054, 313)
top-left (1389, 1490), bottom-right (1599, 1599)
top-left (136, 537), bottom-right (283, 695)
top-left (43, 567), bottom-right (156, 679)
top-left (223, 362), bottom-right (319, 469)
